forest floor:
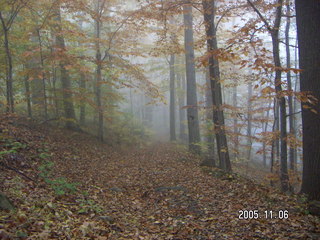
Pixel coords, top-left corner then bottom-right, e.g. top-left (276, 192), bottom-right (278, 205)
top-left (0, 114), bottom-right (319, 239)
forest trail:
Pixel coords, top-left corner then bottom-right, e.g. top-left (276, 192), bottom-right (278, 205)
top-left (0, 116), bottom-right (319, 239)
top-left (61, 144), bottom-right (319, 239)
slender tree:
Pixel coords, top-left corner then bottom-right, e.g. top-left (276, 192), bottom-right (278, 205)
top-left (176, 56), bottom-right (187, 143)
top-left (169, 54), bottom-right (176, 141)
top-left (94, 0), bottom-right (104, 142)
top-left (232, 80), bottom-right (238, 160)
top-left (247, 79), bottom-right (253, 161)
top-left (0, 0), bottom-right (26, 113)
top-left (36, 29), bottom-right (48, 119)
top-left (247, 0), bottom-right (289, 191)
top-left (183, 3), bottom-right (201, 154)
top-left (52, 1), bottom-right (78, 130)
top-left (202, 0), bottom-right (231, 171)
top-left (205, 68), bottom-right (215, 167)
top-left (285, 0), bottom-right (295, 171)
top-left (29, 30), bottom-right (46, 119)
top-left (23, 65), bottom-right (32, 118)
top-left (78, 19), bottom-right (86, 125)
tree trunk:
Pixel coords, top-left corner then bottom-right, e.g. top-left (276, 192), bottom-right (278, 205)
top-left (202, 0), bottom-right (231, 171)
top-left (275, 102), bottom-right (280, 160)
top-left (177, 61), bottom-right (187, 143)
top-left (29, 31), bottom-right (45, 119)
top-left (169, 54), bottom-right (176, 141)
top-left (94, 0), bottom-right (104, 142)
top-left (52, 66), bottom-right (59, 117)
top-left (232, 84), bottom-right (238, 160)
top-left (0, 19), bottom-right (14, 113)
top-left (37, 29), bottom-right (48, 120)
top-left (262, 100), bottom-right (271, 167)
top-left (78, 20), bottom-right (86, 126)
top-left (79, 73), bottom-right (86, 125)
top-left (205, 68), bottom-right (215, 167)
top-left (183, 3), bottom-right (201, 154)
top-left (271, 0), bottom-right (288, 191)
top-left (293, 37), bottom-right (299, 168)
top-left (53, 4), bottom-right (77, 130)
top-left (248, 0), bottom-right (288, 191)
top-left (24, 68), bottom-right (32, 118)
top-left (0, 1), bottom-right (25, 113)
top-left (296, 0), bottom-right (320, 201)
top-left (271, 99), bottom-right (279, 173)
top-left (95, 12), bottom-right (104, 142)
top-left (247, 80), bottom-right (253, 161)
top-left (272, 27), bottom-right (289, 192)
top-left (285, 0), bottom-right (295, 171)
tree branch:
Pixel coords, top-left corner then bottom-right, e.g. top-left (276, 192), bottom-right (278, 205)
top-left (0, 162), bottom-right (35, 182)
top-left (247, 0), bottom-right (272, 32)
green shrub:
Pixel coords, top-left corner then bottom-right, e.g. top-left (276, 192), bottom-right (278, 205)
top-left (38, 155), bottom-right (78, 196)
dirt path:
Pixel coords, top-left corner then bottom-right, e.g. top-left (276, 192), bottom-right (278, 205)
top-left (54, 142), bottom-right (319, 239)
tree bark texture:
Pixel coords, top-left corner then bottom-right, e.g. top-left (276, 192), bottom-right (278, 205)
top-left (183, 4), bottom-right (201, 154)
top-left (202, 0), bottom-right (231, 171)
top-left (169, 54), bottom-right (176, 141)
top-left (296, 0), bottom-right (320, 201)
top-left (53, 3), bottom-right (77, 130)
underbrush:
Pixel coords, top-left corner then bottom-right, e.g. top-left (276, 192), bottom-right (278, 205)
top-left (0, 115), bottom-right (111, 239)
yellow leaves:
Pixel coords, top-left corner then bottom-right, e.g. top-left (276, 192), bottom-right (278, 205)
top-left (197, 48), bottom-right (237, 68)
top-left (261, 86), bottom-right (275, 95)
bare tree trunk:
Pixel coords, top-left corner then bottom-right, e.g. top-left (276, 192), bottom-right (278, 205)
top-left (248, 0), bottom-right (288, 191)
top-left (0, 0), bottom-right (25, 113)
top-left (285, 0), bottom-right (295, 171)
top-left (296, 0), bottom-right (320, 201)
top-left (53, 4), bottom-right (77, 130)
top-left (0, 17), bottom-right (14, 113)
top-left (293, 37), bottom-right (299, 167)
top-left (79, 73), bottom-right (86, 125)
top-left (183, 3), bottom-right (201, 154)
top-left (30, 36), bottom-right (44, 116)
top-left (95, 1), bottom-right (104, 142)
top-left (272, 28), bottom-right (289, 192)
top-left (270, 98), bottom-right (278, 186)
top-left (205, 68), bottom-right (215, 167)
top-left (202, 0), bottom-right (231, 171)
top-left (76, 20), bottom-right (86, 126)
top-left (262, 100), bottom-right (271, 167)
top-left (177, 61), bottom-right (187, 143)
top-left (36, 29), bottom-right (48, 120)
top-left (232, 84), bottom-right (238, 160)
top-left (275, 103), bottom-right (280, 161)
top-left (24, 66), bottom-right (32, 118)
top-left (247, 80), bottom-right (253, 161)
top-left (52, 66), bottom-right (59, 117)
top-left (129, 87), bottom-right (133, 115)
top-left (169, 54), bottom-right (176, 141)
top-left (48, 41), bottom-right (59, 118)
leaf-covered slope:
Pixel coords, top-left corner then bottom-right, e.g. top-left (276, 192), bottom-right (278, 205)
top-left (0, 115), bottom-right (319, 239)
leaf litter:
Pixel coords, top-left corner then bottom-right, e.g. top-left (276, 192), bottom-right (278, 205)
top-left (0, 115), bottom-right (319, 239)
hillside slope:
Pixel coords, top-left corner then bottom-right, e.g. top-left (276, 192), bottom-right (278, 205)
top-left (0, 115), bottom-right (319, 239)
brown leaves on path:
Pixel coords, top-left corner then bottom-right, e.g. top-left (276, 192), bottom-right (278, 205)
top-left (0, 115), bottom-right (319, 239)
